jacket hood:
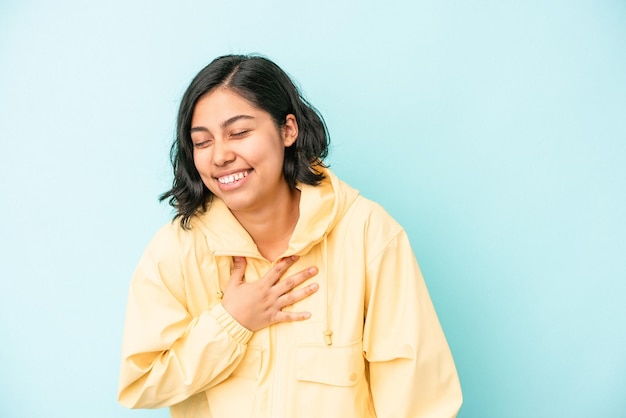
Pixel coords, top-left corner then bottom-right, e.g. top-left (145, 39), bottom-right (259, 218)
top-left (193, 168), bottom-right (360, 258)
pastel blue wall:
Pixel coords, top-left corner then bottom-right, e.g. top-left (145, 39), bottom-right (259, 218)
top-left (1, 1), bottom-right (624, 417)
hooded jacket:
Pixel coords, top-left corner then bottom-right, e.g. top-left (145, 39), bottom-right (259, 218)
top-left (118, 168), bottom-right (462, 418)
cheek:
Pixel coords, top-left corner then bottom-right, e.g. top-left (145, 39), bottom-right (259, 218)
top-left (192, 152), bottom-right (215, 188)
top-left (267, 141), bottom-right (286, 163)
top-left (192, 149), bottom-right (209, 172)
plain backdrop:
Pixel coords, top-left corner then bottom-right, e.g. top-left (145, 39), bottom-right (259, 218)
top-left (1, 1), bottom-right (625, 417)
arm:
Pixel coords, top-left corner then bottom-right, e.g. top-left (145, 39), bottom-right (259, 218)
top-left (363, 230), bottom-right (462, 418)
top-left (117, 226), bottom-right (251, 408)
top-left (118, 227), bottom-right (319, 409)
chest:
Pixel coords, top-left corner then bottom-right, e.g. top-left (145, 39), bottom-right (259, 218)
top-left (181, 233), bottom-right (369, 346)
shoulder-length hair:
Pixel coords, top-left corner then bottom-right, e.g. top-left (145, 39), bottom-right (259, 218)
top-left (160, 54), bottom-right (330, 228)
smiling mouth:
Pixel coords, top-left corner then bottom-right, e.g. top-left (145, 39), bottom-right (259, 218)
top-left (217, 170), bottom-right (250, 185)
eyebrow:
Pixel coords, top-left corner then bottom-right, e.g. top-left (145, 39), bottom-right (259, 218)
top-left (190, 114), bottom-right (255, 134)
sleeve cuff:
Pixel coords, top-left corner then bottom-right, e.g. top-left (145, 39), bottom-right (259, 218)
top-left (209, 303), bottom-right (253, 345)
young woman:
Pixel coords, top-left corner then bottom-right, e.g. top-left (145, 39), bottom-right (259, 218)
top-left (118, 54), bottom-right (462, 418)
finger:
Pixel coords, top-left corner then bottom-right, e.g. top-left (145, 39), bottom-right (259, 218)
top-left (273, 310), bottom-right (312, 324)
top-left (277, 282), bottom-right (319, 308)
top-left (227, 256), bottom-right (247, 289)
top-left (275, 266), bottom-right (318, 296)
top-left (261, 255), bottom-right (299, 287)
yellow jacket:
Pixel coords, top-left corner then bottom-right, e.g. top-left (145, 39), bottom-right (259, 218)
top-left (118, 169), bottom-right (462, 417)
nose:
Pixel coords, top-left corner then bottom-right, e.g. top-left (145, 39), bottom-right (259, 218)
top-left (212, 139), bottom-right (235, 166)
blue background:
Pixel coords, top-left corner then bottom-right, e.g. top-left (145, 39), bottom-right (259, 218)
top-left (1, 1), bottom-right (625, 417)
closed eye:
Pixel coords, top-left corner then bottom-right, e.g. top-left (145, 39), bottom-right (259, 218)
top-left (231, 130), bottom-right (250, 138)
top-left (193, 139), bottom-right (212, 148)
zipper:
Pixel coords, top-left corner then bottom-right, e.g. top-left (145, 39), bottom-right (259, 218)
top-left (269, 256), bottom-right (283, 418)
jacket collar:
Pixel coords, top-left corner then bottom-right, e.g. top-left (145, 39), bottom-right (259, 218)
top-left (191, 168), bottom-right (359, 259)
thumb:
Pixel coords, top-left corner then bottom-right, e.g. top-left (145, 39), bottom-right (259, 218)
top-left (228, 256), bottom-right (247, 287)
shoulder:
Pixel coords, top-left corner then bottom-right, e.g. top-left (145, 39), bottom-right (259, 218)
top-left (132, 220), bottom-right (209, 293)
top-left (142, 220), bottom-right (204, 263)
top-left (148, 220), bottom-right (189, 249)
top-left (344, 195), bottom-right (404, 240)
top-left (330, 194), bottom-right (406, 265)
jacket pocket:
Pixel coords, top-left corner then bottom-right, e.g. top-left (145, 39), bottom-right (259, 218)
top-left (294, 342), bottom-right (374, 418)
top-left (296, 342), bottom-right (364, 386)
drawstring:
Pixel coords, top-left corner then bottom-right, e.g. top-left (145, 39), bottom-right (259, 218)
top-left (323, 330), bottom-right (333, 345)
top-left (322, 236), bottom-right (333, 346)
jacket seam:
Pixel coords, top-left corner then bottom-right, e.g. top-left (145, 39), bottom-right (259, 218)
top-left (365, 227), bottom-right (404, 269)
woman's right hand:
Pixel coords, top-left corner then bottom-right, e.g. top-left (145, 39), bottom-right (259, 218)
top-left (221, 255), bottom-right (319, 332)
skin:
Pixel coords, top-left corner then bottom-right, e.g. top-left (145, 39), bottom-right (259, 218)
top-left (190, 87), bottom-right (318, 331)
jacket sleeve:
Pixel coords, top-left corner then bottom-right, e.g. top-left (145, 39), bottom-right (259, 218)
top-left (117, 225), bottom-right (252, 409)
top-left (363, 229), bottom-right (462, 418)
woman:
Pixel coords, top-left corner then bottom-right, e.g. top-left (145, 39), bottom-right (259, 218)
top-left (118, 54), bottom-right (462, 418)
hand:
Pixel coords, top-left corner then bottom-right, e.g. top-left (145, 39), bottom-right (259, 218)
top-left (221, 255), bottom-right (319, 332)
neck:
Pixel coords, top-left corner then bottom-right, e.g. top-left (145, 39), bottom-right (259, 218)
top-left (232, 186), bottom-right (301, 261)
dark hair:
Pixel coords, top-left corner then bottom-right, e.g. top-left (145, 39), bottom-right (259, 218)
top-left (160, 54), bottom-right (330, 228)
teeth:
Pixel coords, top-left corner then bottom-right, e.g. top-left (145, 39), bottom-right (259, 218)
top-left (218, 171), bottom-right (248, 185)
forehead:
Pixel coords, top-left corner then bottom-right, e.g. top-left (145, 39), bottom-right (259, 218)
top-left (191, 88), bottom-right (260, 126)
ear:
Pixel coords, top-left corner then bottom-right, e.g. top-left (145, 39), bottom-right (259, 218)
top-left (282, 114), bottom-right (299, 147)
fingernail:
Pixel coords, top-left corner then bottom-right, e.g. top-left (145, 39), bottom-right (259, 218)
top-left (308, 267), bottom-right (317, 274)
top-left (291, 255), bottom-right (299, 261)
